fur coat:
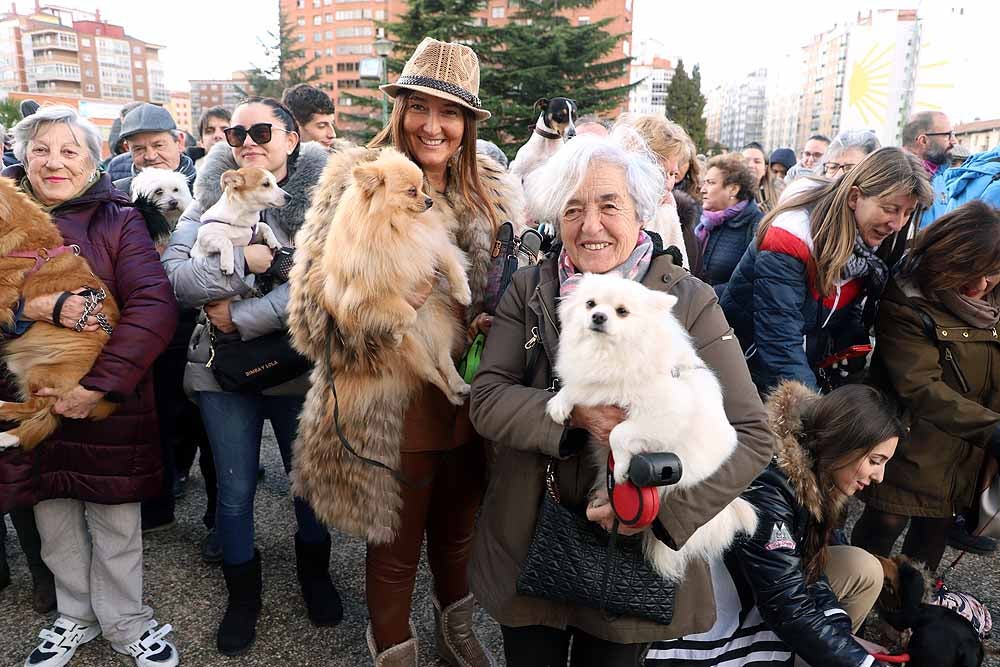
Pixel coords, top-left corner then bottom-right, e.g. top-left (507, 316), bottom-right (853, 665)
top-left (287, 145), bottom-right (525, 542)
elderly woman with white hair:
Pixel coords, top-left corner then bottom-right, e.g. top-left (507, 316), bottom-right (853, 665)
top-left (0, 105), bottom-right (180, 667)
top-left (819, 129), bottom-right (882, 180)
top-left (468, 135), bottom-right (773, 665)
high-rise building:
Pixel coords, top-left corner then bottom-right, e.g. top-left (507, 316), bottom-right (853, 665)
top-left (280, 0), bottom-right (634, 130)
top-left (0, 3), bottom-right (166, 103)
top-left (703, 68), bottom-right (767, 151)
top-left (166, 90), bottom-right (193, 135)
top-left (763, 54), bottom-right (802, 153)
top-left (189, 72), bottom-right (249, 124)
top-left (628, 56), bottom-right (674, 116)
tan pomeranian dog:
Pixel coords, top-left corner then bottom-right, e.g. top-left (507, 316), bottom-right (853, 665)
top-left (320, 147), bottom-right (472, 405)
top-left (0, 176), bottom-right (120, 450)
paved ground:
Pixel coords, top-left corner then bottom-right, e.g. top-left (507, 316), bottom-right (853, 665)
top-left (1, 427), bottom-right (999, 666)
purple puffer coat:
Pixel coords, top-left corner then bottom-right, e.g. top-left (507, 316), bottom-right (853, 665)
top-left (0, 166), bottom-right (178, 512)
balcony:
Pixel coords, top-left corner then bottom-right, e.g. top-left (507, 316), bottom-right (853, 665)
top-left (30, 31), bottom-right (78, 52)
top-left (34, 63), bottom-right (82, 83)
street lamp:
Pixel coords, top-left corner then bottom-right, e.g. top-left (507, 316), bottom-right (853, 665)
top-left (373, 36), bottom-right (393, 125)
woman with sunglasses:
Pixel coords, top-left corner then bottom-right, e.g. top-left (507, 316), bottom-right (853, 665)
top-left (162, 97), bottom-right (342, 657)
top-left (288, 38), bottom-right (524, 667)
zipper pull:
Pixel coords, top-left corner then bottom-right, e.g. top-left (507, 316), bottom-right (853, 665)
top-left (524, 327), bottom-right (539, 350)
top-left (945, 348), bottom-right (953, 361)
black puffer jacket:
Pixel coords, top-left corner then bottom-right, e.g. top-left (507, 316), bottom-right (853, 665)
top-left (727, 381), bottom-right (872, 667)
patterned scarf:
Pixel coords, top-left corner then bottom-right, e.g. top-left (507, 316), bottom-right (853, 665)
top-left (922, 159), bottom-right (941, 177)
top-left (558, 231), bottom-right (654, 297)
top-left (842, 232), bottom-right (889, 295)
top-left (694, 199), bottom-right (749, 245)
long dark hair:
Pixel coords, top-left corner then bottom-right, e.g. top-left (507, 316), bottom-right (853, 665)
top-left (369, 89), bottom-right (498, 230)
top-left (798, 384), bottom-right (904, 582)
top-left (236, 96), bottom-right (302, 173)
top-left (902, 200), bottom-right (1000, 297)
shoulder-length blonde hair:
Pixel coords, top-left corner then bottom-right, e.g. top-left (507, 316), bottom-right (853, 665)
top-left (756, 147), bottom-right (932, 296)
top-left (369, 90), bottom-right (498, 229)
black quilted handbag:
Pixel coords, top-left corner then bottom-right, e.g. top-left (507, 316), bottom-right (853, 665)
top-left (516, 459), bottom-right (676, 625)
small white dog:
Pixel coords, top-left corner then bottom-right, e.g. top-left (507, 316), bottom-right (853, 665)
top-left (191, 167), bottom-right (286, 274)
top-left (545, 273), bottom-right (758, 582)
top-left (129, 168), bottom-right (193, 246)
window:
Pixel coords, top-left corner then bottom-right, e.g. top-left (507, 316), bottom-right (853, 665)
top-left (136, 74), bottom-right (144, 82)
top-left (200, 84), bottom-right (208, 90)
top-left (313, 15), bottom-right (322, 25)
top-left (578, 15), bottom-right (590, 24)
top-left (337, 61), bottom-right (359, 72)
top-left (297, 17), bottom-right (305, 25)
top-left (325, 30), bottom-right (333, 39)
top-left (134, 61), bottom-right (144, 69)
top-left (325, 47), bottom-right (334, 56)
top-left (336, 26), bottom-right (373, 38)
top-left (314, 31), bottom-right (322, 42)
top-left (338, 78), bottom-right (361, 88)
top-left (85, 68), bottom-right (93, 77)
top-left (325, 64), bottom-right (334, 74)
top-left (375, 9), bottom-right (385, 19)
top-left (315, 66), bottom-right (322, 76)
top-left (133, 45), bottom-right (142, 54)
top-left (297, 34), bottom-right (306, 42)
top-left (211, 84), bottom-right (219, 90)
top-left (337, 96), bottom-right (353, 106)
top-left (85, 83), bottom-right (95, 92)
top-left (313, 0), bottom-right (321, 6)
top-left (296, 0), bottom-right (304, 7)
top-left (82, 53), bottom-right (92, 62)
top-left (492, 6), bottom-right (504, 18)
top-left (211, 95), bottom-right (219, 102)
top-left (623, 39), bottom-right (630, 57)
top-left (336, 43), bottom-right (372, 55)
top-left (81, 37), bottom-right (91, 47)
top-left (136, 87), bottom-right (144, 96)
top-left (325, 13), bottom-right (333, 22)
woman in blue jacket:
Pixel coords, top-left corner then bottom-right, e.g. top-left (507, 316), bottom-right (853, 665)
top-left (648, 382), bottom-right (904, 667)
top-left (720, 147), bottom-right (932, 394)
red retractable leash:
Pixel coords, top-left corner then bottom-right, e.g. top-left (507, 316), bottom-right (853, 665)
top-left (606, 452), bottom-right (683, 528)
top-left (871, 653), bottom-right (910, 664)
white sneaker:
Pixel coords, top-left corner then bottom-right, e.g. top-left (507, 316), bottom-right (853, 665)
top-left (24, 617), bottom-right (101, 667)
top-left (112, 620), bottom-right (179, 667)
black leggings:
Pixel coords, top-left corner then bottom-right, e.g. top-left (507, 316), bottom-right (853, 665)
top-left (500, 625), bottom-right (648, 667)
top-left (852, 507), bottom-right (951, 571)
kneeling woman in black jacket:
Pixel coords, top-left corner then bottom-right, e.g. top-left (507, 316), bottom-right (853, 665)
top-left (648, 382), bottom-right (902, 667)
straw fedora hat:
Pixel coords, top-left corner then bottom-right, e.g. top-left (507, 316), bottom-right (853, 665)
top-left (380, 37), bottom-right (491, 121)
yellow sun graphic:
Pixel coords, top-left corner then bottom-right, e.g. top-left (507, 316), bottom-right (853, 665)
top-left (847, 42), bottom-right (893, 126)
top-left (913, 42), bottom-right (954, 111)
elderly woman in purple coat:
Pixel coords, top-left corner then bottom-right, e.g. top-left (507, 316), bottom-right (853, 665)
top-left (0, 105), bottom-right (180, 667)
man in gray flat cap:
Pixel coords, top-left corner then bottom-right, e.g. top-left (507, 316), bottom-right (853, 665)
top-left (113, 103), bottom-right (196, 194)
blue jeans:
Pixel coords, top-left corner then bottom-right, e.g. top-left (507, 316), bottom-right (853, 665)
top-left (196, 392), bottom-right (328, 565)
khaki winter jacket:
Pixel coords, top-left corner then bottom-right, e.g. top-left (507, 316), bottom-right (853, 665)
top-left (863, 278), bottom-right (1000, 518)
top-left (468, 252), bottom-right (774, 643)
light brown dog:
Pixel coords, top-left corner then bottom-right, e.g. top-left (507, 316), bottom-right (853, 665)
top-left (0, 176), bottom-right (120, 450)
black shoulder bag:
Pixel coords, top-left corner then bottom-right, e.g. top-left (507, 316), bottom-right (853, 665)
top-left (206, 247), bottom-right (312, 393)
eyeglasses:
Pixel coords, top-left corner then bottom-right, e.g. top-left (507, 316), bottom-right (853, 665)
top-left (924, 131), bottom-right (956, 139)
top-left (823, 162), bottom-right (856, 176)
top-left (222, 123), bottom-right (290, 148)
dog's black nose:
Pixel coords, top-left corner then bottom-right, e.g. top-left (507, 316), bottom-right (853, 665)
top-left (424, 197), bottom-right (433, 208)
top-left (591, 312), bottom-right (607, 325)
top-left (566, 127), bottom-right (577, 138)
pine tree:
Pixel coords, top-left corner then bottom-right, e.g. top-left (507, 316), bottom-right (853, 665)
top-left (242, 10), bottom-right (321, 100)
top-left (339, 0), bottom-right (486, 144)
top-left (0, 99), bottom-right (20, 129)
top-left (665, 59), bottom-right (708, 152)
top-left (480, 0), bottom-right (634, 156)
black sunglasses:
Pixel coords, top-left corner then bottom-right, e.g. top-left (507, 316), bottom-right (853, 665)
top-left (924, 131), bottom-right (955, 139)
top-left (223, 123), bottom-right (290, 148)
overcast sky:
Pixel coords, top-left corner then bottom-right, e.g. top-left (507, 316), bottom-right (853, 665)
top-left (15, 0), bottom-right (999, 119)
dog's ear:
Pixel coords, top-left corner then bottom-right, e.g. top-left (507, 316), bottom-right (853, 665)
top-left (647, 291), bottom-right (678, 313)
top-left (220, 170), bottom-right (245, 191)
top-left (534, 98), bottom-right (549, 112)
top-left (352, 162), bottom-right (384, 198)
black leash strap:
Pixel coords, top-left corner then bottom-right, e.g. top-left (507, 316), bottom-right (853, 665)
top-left (323, 327), bottom-right (432, 489)
top-left (599, 516), bottom-right (621, 622)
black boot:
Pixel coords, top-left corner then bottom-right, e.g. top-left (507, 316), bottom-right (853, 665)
top-left (0, 518), bottom-right (10, 591)
top-left (295, 534), bottom-right (343, 627)
top-left (217, 550), bottom-right (262, 656)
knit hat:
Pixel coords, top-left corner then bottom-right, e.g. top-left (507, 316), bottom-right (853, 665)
top-left (380, 37), bottom-right (491, 121)
top-left (120, 103), bottom-right (177, 140)
top-left (770, 148), bottom-right (796, 170)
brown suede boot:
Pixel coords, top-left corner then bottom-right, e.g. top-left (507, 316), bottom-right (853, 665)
top-left (432, 593), bottom-right (496, 667)
top-left (367, 622), bottom-right (418, 667)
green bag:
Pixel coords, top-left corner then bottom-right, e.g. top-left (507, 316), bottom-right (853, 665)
top-left (459, 332), bottom-right (486, 384)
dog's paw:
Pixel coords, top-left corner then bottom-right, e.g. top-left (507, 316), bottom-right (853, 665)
top-left (266, 238), bottom-right (282, 251)
top-left (220, 259), bottom-right (235, 275)
top-left (452, 282), bottom-right (472, 307)
top-left (446, 382), bottom-right (471, 406)
top-left (0, 431), bottom-right (20, 450)
top-left (612, 451), bottom-right (632, 485)
top-left (546, 393), bottom-right (572, 424)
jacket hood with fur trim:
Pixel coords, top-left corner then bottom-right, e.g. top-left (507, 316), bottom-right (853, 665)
top-left (764, 380), bottom-right (838, 525)
top-left (193, 140), bottom-right (330, 237)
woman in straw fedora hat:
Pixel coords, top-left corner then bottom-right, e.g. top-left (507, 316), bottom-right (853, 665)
top-left (288, 37), bottom-right (525, 667)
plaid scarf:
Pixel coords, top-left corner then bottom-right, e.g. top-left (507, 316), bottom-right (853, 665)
top-left (842, 232), bottom-right (889, 295)
top-left (558, 231), bottom-right (654, 297)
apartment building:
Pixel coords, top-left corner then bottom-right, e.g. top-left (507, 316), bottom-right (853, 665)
top-left (189, 72), bottom-right (249, 125)
top-left (166, 90), bottom-right (193, 135)
top-left (280, 0), bottom-right (634, 129)
top-left (703, 68), bottom-right (767, 151)
top-left (628, 56), bottom-right (674, 116)
top-left (0, 3), bottom-right (166, 103)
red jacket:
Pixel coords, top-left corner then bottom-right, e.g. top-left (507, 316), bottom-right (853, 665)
top-left (0, 167), bottom-right (178, 511)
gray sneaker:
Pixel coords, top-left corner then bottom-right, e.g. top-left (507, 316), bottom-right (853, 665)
top-left (25, 617), bottom-right (101, 667)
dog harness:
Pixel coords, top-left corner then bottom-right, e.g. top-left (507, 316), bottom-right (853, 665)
top-left (933, 580), bottom-right (992, 639)
top-left (6, 244), bottom-right (80, 279)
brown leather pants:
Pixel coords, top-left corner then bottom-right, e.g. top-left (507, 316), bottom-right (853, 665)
top-left (365, 441), bottom-right (487, 650)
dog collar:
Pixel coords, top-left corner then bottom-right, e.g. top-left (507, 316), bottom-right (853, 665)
top-left (7, 244), bottom-right (81, 280)
top-left (534, 126), bottom-right (561, 140)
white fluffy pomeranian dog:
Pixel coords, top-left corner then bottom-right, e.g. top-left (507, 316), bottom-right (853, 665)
top-left (545, 273), bottom-right (758, 582)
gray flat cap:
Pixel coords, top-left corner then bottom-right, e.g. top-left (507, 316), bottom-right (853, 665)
top-left (120, 104), bottom-right (176, 140)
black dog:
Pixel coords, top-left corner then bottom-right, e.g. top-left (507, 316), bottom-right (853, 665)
top-left (882, 561), bottom-right (984, 667)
